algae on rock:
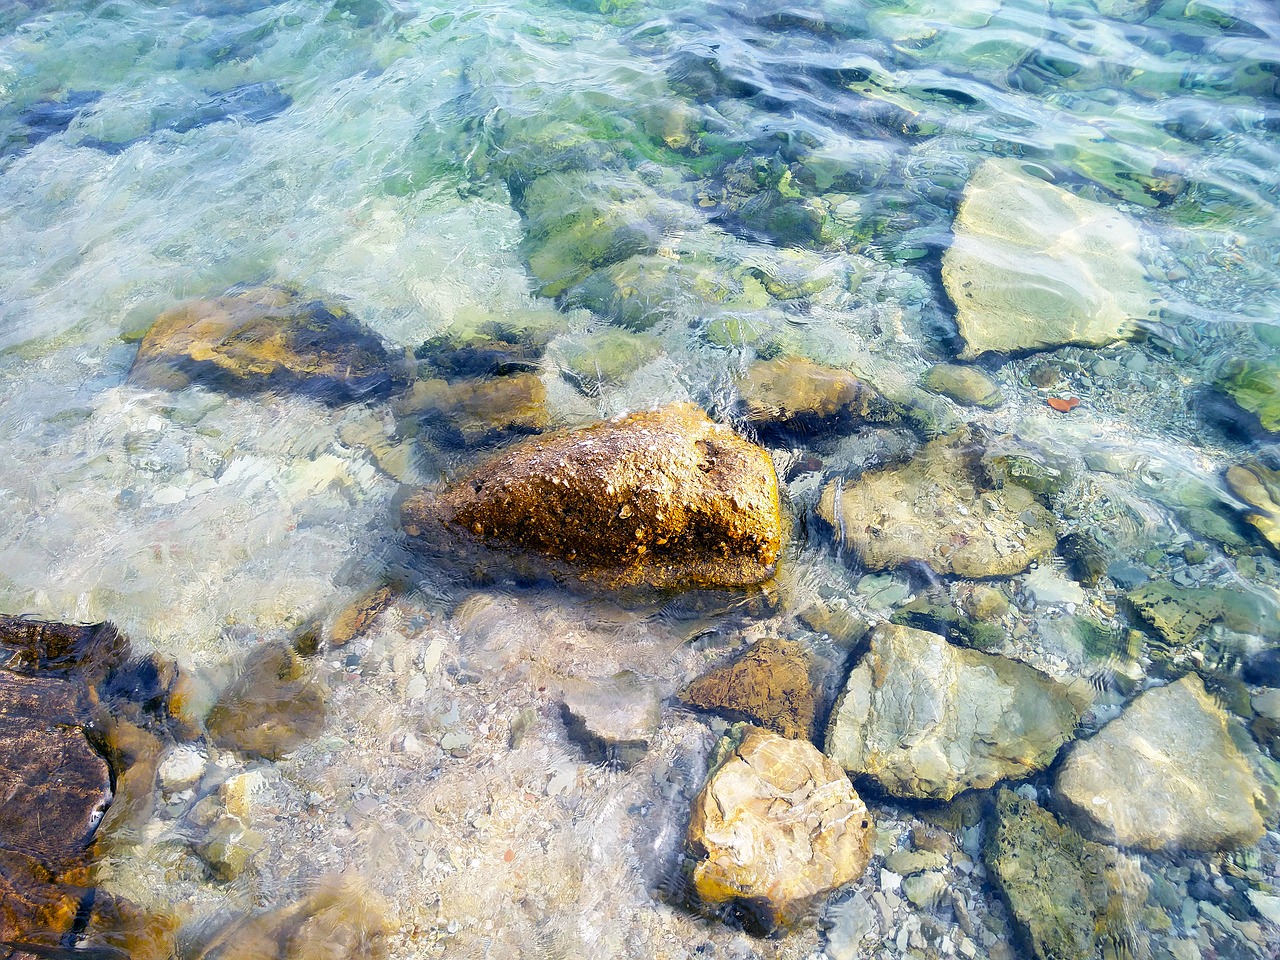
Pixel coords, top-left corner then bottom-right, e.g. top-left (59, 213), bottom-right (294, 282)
top-left (826, 623), bottom-right (1083, 801)
top-left (943, 158), bottom-right (1158, 359)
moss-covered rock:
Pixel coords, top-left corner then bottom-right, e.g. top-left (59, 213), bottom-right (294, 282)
top-left (566, 254), bottom-right (735, 331)
top-left (818, 431), bottom-right (1059, 578)
top-left (1126, 580), bottom-right (1276, 647)
top-left (1215, 358), bottom-right (1280, 434)
top-left (679, 637), bottom-right (817, 740)
top-left (401, 403), bottom-right (783, 591)
top-left (413, 310), bottom-right (558, 380)
top-left (129, 285), bottom-right (402, 405)
top-left (559, 328), bottom-right (663, 394)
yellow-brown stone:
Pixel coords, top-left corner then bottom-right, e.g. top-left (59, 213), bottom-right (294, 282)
top-left (401, 403), bottom-right (783, 590)
top-left (737, 356), bottom-right (893, 432)
top-left (679, 637), bottom-right (817, 740)
top-left (688, 726), bottom-right (872, 932)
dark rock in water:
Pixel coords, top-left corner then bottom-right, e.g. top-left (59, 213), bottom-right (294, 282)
top-left (193, 874), bottom-right (390, 960)
top-left (129, 285), bottom-right (402, 405)
top-left (4, 90), bottom-right (101, 157)
top-left (560, 676), bottom-right (659, 769)
top-left (889, 592), bottom-right (1004, 650)
top-left (1243, 647), bottom-right (1280, 687)
top-left (679, 636), bottom-right (817, 740)
top-left (414, 319), bottom-right (551, 380)
top-left (0, 615), bottom-right (178, 959)
top-left (1057, 531), bottom-right (1107, 587)
top-left (396, 373), bottom-right (550, 448)
top-left (401, 403), bottom-right (783, 591)
top-left (80, 81), bottom-right (292, 153)
top-left (1105, 559), bottom-right (1148, 590)
top-left (206, 643), bottom-right (325, 760)
top-left (736, 356), bottom-right (897, 438)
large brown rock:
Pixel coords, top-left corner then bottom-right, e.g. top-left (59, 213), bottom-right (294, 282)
top-left (0, 616), bottom-right (175, 960)
top-left (688, 725), bottom-right (872, 933)
top-left (401, 403), bottom-right (783, 590)
top-left (679, 637), bottom-right (817, 740)
top-left (818, 432), bottom-right (1058, 578)
top-left (129, 285), bottom-right (400, 405)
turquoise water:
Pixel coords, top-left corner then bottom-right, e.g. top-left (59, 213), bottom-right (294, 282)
top-left (3, 0), bottom-right (1280, 957)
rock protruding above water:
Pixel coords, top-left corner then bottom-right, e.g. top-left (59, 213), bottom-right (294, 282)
top-left (986, 789), bottom-right (1152, 960)
top-left (1054, 674), bottom-right (1265, 852)
top-left (943, 158), bottom-right (1157, 359)
top-left (818, 432), bottom-right (1058, 578)
top-left (679, 636), bottom-right (817, 740)
top-left (401, 403), bottom-right (783, 591)
top-left (825, 623), bottom-right (1083, 801)
top-left (687, 725), bottom-right (872, 933)
top-left (206, 643), bottom-right (325, 760)
top-left (129, 285), bottom-right (401, 405)
top-left (736, 357), bottom-right (895, 436)
top-left (0, 615), bottom-right (177, 959)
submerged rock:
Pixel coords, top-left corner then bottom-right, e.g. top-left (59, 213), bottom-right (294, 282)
top-left (560, 674), bottom-right (659, 768)
top-left (922, 363), bottom-right (1004, 408)
top-left (195, 874), bottom-right (389, 960)
top-left (679, 636), bottom-right (817, 740)
top-left (401, 403), bottom-right (783, 591)
top-left (206, 643), bottom-right (325, 760)
top-left (396, 373), bottom-right (550, 447)
top-left (943, 158), bottom-right (1157, 358)
top-left (0, 615), bottom-right (176, 958)
top-left (1126, 580), bottom-right (1276, 647)
top-left (736, 357), bottom-right (896, 436)
top-left (1216, 358), bottom-right (1280, 435)
top-left (986, 789), bottom-right (1151, 960)
top-left (328, 584), bottom-right (396, 648)
top-left (1055, 674), bottom-right (1265, 851)
top-left (818, 432), bottom-right (1058, 578)
top-left (130, 285), bottom-right (401, 405)
top-left (1226, 458), bottom-right (1280, 553)
top-left (688, 725), bottom-right (872, 933)
top-left (825, 623), bottom-right (1083, 801)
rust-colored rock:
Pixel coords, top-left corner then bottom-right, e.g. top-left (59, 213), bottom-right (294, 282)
top-left (737, 357), bottom-right (895, 434)
top-left (679, 637), bottom-right (817, 740)
top-left (688, 725), bottom-right (872, 933)
top-left (401, 403), bottom-right (783, 590)
top-left (129, 285), bottom-right (401, 405)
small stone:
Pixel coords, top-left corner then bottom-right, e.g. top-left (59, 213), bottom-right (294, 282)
top-left (922, 363), bottom-right (1004, 408)
top-left (903, 871), bottom-right (946, 909)
top-left (220, 770), bottom-right (268, 822)
top-left (329, 585), bottom-right (395, 648)
top-left (824, 893), bottom-right (877, 960)
top-left (195, 815), bottom-right (264, 881)
top-left (678, 636), bottom-right (817, 740)
top-left (737, 356), bottom-right (897, 434)
top-left (885, 849), bottom-right (948, 876)
top-left (960, 584), bottom-right (1009, 622)
top-left (1247, 890), bottom-right (1280, 925)
top-left (206, 643), bottom-right (325, 761)
top-left (688, 725), bottom-right (873, 934)
top-left (1024, 566), bottom-right (1086, 607)
top-left (157, 745), bottom-right (207, 797)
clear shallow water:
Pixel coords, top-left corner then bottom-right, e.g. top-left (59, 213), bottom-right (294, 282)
top-left (3, 0), bottom-right (1280, 957)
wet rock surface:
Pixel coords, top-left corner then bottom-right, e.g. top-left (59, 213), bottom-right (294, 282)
top-left (818, 432), bottom-right (1059, 578)
top-left (943, 158), bottom-right (1158, 358)
top-left (987, 788), bottom-right (1149, 960)
top-left (129, 285), bottom-right (401, 405)
top-left (687, 725), bottom-right (873, 933)
top-left (826, 623), bottom-right (1083, 801)
top-left (736, 357), bottom-right (896, 436)
top-left (1055, 674), bottom-right (1265, 852)
top-left (679, 636), bottom-right (818, 741)
top-left (921, 363), bottom-right (1004, 408)
top-left (401, 403), bottom-right (783, 590)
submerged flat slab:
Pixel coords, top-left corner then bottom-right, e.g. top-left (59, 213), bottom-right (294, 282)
top-left (943, 159), bottom-right (1157, 359)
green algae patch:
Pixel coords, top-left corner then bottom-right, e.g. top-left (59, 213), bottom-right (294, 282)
top-left (401, 403), bottom-right (783, 591)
